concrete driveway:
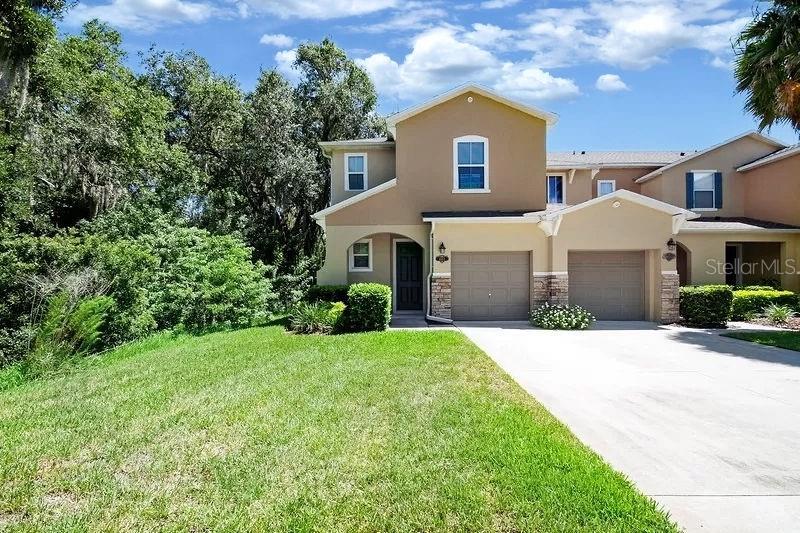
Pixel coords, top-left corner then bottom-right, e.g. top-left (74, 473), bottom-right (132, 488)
top-left (458, 321), bottom-right (800, 533)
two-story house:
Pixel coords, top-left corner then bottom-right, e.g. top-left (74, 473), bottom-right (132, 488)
top-left (313, 84), bottom-right (800, 323)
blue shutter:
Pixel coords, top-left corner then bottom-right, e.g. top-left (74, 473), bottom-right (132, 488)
top-left (685, 172), bottom-right (694, 209)
top-left (714, 171), bottom-right (723, 208)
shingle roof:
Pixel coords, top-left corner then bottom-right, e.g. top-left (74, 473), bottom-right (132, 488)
top-left (682, 217), bottom-right (800, 232)
top-left (737, 144), bottom-right (800, 171)
top-left (547, 151), bottom-right (688, 168)
top-left (319, 137), bottom-right (393, 146)
top-left (421, 210), bottom-right (529, 218)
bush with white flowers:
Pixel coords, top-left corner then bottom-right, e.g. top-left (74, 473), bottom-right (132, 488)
top-left (529, 303), bottom-right (595, 330)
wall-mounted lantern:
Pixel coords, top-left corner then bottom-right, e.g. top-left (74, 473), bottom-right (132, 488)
top-left (436, 242), bottom-right (449, 263)
top-left (666, 238), bottom-right (677, 251)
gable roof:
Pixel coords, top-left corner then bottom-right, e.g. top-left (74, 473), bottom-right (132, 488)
top-left (537, 189), bottom-right (699, 221)
top-left (634, 131), bottom-right (786, 183)
top-left (547, 151), bottom-right (686, 169)
top-left (386, 83), bottom-right (558, 135)
top-left (312, 178), bottom-right (396, 224)
top-left (318, 137), bottom-right (395, 155)
top-left (737, 143), bottom-right (800, 172)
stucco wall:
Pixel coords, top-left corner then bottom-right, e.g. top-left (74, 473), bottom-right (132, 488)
top-left (639, 136), bottom-right (779, 216)
top-left (329, 146), bottom-right (396, 205)
top-left (431, 223), bottom-right (548, 274)
top-left (743, 155), bottom-right (800, 226)
top-left (675, 232), bottom-right (800, 291)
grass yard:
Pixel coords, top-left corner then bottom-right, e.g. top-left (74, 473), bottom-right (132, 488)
top-left (0, 326), bottom-right (676, 531)
top-left (723, 330), bottom-right (800, 352)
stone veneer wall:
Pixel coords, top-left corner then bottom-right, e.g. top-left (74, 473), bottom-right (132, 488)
top-left (530, 273), bottom-right (569, 310)
top-left (431, 274), bottom-right (451, 319)
top-left (660, 272), bottom-right (680, 324)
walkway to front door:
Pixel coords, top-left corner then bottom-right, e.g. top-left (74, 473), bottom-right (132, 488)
top-left (395, 240), bottom-right (423, 311)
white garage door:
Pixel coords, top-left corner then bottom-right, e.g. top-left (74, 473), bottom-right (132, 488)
top-left (568, 251), bottom-right (645, 320)
top-left (451, 252), bottom-right (530, 320)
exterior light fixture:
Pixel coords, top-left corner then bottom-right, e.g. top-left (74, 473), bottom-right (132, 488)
top-left (436, 242), bottom-right (449, 263)
top-left (667, 238), bottom-right (676, 251)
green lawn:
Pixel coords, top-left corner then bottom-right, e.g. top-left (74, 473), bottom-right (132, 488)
top-left (0, 327), bottom-right (676, 531)
top-left (723, 330), bottom-right (800, 352)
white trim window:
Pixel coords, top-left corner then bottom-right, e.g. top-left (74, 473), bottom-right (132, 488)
top-left (547, 174), bottom-right (565, 204)
top-left (348, 239), bottom-right (372, 272)
top-left (597, 179), bottom-right (616, 196)
top-left (692, 170), bottom-right (715, 210)
top-left (345, 153), bottom-right (367, 191)
top-left (453, 135), bottom-right (489, 192)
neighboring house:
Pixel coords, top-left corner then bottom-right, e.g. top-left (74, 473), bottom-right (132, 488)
top-left (313, 84), bottom-right (800, 323)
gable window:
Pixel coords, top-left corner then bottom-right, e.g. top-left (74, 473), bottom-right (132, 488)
top-left (597, 179), bottom-right (616, 196)
top-left (345, 153), bottom-right (367, 191)
top-left (692, 171), bottom-right (716, 209)
top-left (453, 135), bottom-right (489, 192)
top-left (547, 174), bottom-right (565, 204)
top-left (349, 239), bottom-right (372, 272)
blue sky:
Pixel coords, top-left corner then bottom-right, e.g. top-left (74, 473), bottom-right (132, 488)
top-left (60, 0), bottom-right (798, 151)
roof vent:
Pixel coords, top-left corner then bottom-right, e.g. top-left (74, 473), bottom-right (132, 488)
top-left (680, 152), bottom-right (685, 156)
top-left (581, 150), bottom-right (586, 155)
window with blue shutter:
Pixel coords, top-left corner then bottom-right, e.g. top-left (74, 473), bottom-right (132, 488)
top-left (691, 171), bottom-right (718, 209)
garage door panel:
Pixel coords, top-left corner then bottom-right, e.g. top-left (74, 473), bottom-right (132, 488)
top-left (569, 251), bottom-right (645, 320)
top-left (452, 252), bottom-right (530, 320)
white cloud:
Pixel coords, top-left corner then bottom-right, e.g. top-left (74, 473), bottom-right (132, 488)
top-left (480, 0), bottom-right (520, 8)
top-left (67, 0), bottom-right (217, 31)
top-left (259, 33), bottom-right (294, 47)
top-left (274, 49), bottom-right (301, 83)
top-left (595, 74), bottom-right (630, 92)
top-left (357, 26), bottom-right (578, 103)
top-left (516, 0), bottom-right (749, 70)
top-left (361, 7), bottom-right (447, 33)
top-left (243, 0), bottom-right (396, 19)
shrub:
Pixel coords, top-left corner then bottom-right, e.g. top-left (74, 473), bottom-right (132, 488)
top-left (288, 301), bottom-right (345, 334)
top-left (307, 284), bottom-right (350, 304)
top-left (679, 285), bottom-right (733, 326)
top-left (27, 292), bottom-right (114, 377)
top-left (342, 283), bottom-right (391, 332)
top-left (530, 303), bottom-right (595, 330)
top-left (733, 285), bottom-right (778, 292)
top-left (764, 304), bottom-right (797, 326)
top-left (730, 290), bottom-right (798, 320)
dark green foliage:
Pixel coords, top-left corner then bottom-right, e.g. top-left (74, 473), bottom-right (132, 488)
top-left (731, 289), bottom-right (798, 320)
top-left (530, 303), bottom-right (595, 330)
top-left (735, 1), bottom-right (800, 132)
top-left (679, 285), bottom-right (733, 326)
top-left (307, 284), bottom-right (350, 304)
top-left (288, 301), bottom-right (345, 334)
top-left (26, 292), bottom-right (113, 377)
top-left (342, 283), bottom-right (391, 332)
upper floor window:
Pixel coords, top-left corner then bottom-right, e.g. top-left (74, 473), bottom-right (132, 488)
top-left (345, 153), bottom-right (367, 191)
top-left (690, 170), bottom-right (719, 210)
top-left (597, 179), bottom-right (616, 196)
top-left (453, 135), bottom-right (489, 192)
top-left (547, 174), bottom-right (565, 204)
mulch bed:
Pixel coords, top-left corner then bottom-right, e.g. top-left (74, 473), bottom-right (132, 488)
top-left (745, 317), bottom-right (800, 330)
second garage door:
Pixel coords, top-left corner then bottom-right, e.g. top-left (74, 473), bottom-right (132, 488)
top-left (568, 251), bottom-right (645, 320)
top-left (451, 252), bottom-right (530, 320)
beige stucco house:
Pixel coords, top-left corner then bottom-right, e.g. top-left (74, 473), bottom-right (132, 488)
top-left (313, 84), bottom-right (800, 323)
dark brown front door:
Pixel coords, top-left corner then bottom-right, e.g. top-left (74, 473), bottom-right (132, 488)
top-left (396, 241), bottom-right (423, 311)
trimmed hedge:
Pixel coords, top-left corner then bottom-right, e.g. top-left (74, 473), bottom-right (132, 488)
top-left (731, 290), bottom-right (798, 320)
top-left (307, 284), bottom-right (350, 304)
top-left (679, 285), bottom-right (733, 327)
top-left (342, 283), bottom-right (391, 332)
